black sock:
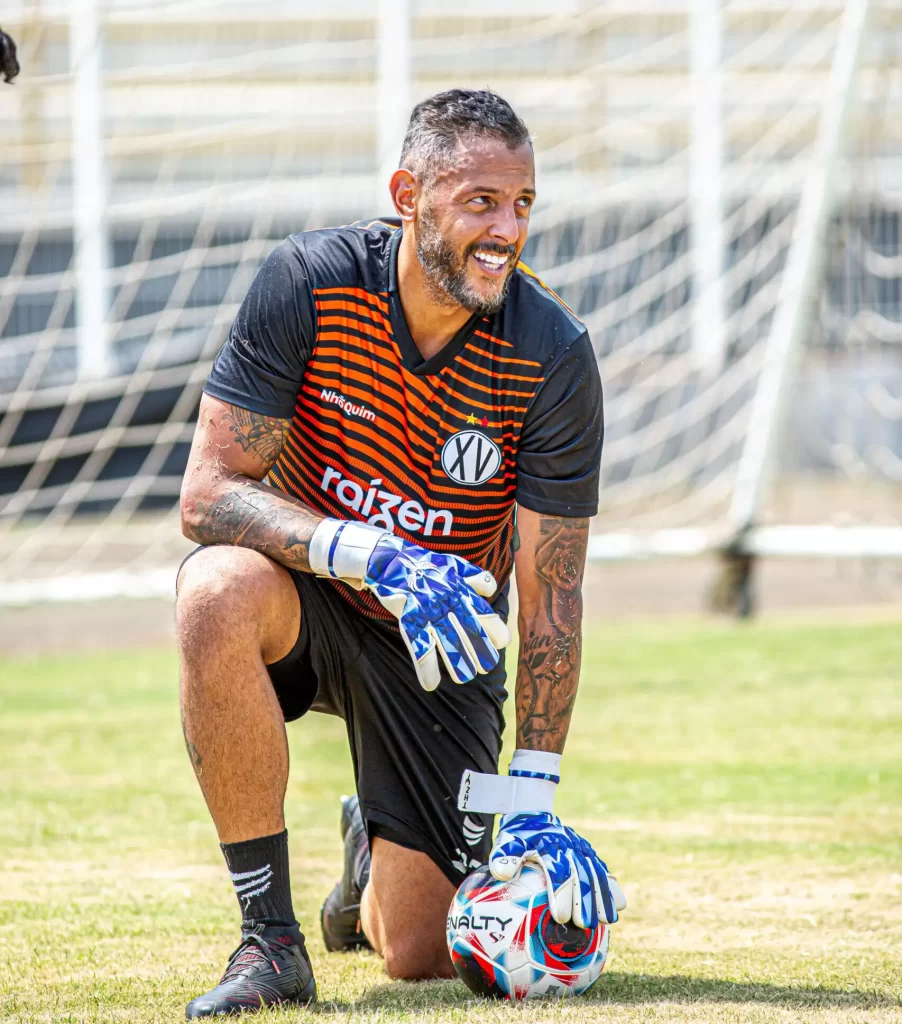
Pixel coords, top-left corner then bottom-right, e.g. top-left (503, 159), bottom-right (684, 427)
top-left (220, 830), bottom-right (297, 934)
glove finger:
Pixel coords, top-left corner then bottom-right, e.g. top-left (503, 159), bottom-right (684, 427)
top-left (398, 621), bottom-right (441, 692)
top-left (479, 612), bottom-right (512, 651)
top-left (455, 559), bottom-right (498, 599)
top-left (531, 837), bottom-right (575, 925)
top-left (489, 831), bottom-right (529, 881)
top-left (375, 589), bottom-right (408, 619)
top-left (491, 828), bottom-right (528, 862)
top-left (489, 849), bottom-right (528, 882)
top-left (571, 850), bottom-right (599, 931)
top-left (509, 848), bottom-right (565, 919)
top-left (447, 610), bottom-right (494, 678)
top-left (594, 859), bottom-right (617, 926)
top-left (549, 858), bottom-right (576, 925)
top-left (416, 643), bottom-right (442, 692)
top-left (580, 845), bottom-right (620, 924)
top-left (449, 606), bottom-right (499, 675)
top-left (609, 874), bottom-right (627, 913)
top-left (434, 617), bottom-right (478, 684)
top-left (397, 615), bottom-right (432, 662)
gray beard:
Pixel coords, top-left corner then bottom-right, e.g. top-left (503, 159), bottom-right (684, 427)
top-left (415, 208), bottom-right (513, 315)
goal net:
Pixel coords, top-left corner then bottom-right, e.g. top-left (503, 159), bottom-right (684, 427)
top-left (2, 0), bottom-right (900, 606)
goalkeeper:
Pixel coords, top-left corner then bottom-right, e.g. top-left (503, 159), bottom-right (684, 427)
top-left (176, 88), bottom-right (625, 1018)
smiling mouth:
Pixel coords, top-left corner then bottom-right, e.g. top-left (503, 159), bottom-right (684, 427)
top-left (471, 250), bottom-right (511, 278)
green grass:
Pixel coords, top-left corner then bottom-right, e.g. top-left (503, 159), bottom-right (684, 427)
top-left (1, 617), bottom-right (901, 1023)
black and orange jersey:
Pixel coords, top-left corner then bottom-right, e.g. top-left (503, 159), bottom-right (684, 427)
top-left (205, 219), bottom-right (603, 624)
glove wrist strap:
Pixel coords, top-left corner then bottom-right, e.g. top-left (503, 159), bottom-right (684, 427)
top-left (458, 771), bottom-right (556, 815)
top-left (309, 518), bottom-right (386, 583)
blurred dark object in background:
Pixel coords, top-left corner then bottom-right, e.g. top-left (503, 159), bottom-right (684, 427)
top-left (1, 26), bottom-right (20, 84)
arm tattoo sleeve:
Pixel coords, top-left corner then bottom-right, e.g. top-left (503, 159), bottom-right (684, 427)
top-left (183, 404), bottom-right (321, 572)
top-left (193, 484), bottom-right (320, 572)
top-left (515, 516), bottom-right (588, 753)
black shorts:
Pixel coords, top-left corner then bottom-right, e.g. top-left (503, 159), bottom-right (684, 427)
top-left (181, 550), bottom-right (508, 885)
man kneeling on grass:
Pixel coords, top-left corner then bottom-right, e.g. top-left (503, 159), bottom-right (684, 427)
top-left (176, 88), bottom-right (625, 1017)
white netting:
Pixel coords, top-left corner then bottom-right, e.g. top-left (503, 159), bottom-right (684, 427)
top-left (1, 1), bottom-right (900, 604)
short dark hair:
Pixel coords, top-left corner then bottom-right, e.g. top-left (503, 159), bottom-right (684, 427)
top-left (399, 89), bottom-right (531, 184)
top-left (0, 25), bottom-right (20, 84)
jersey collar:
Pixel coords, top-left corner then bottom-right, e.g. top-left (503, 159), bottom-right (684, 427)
top-left (386, 226), bottom-right (483, 377)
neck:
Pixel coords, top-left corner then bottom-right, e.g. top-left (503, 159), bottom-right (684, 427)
top-left (397, 228), bottom-right (473, 362)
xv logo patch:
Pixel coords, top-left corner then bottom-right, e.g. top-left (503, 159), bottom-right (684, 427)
top-left (441, 430), bottom-right (502, 486)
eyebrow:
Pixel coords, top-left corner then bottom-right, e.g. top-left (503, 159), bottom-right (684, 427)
top-left (465, 185), bottom-right (537, 197)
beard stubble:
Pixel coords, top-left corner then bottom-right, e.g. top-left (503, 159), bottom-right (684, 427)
top-left (414, 204), bottom-right (515, 315)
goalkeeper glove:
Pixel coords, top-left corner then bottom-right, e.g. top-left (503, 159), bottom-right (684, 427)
top-left (459, 750), bottom-right (626, 930)
top-left (309, 518), bottom-right (511, 690)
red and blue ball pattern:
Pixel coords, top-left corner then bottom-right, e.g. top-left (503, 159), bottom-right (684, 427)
top-left (446, 864), bottom-right (608, 1001)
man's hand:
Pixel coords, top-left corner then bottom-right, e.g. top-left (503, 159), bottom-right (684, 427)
top-left (489, 812), bottom-right (626, 930)
top-left (309, 520), bottom-right (512, 689)
top-left (366, 534), bottom-right (512, 689)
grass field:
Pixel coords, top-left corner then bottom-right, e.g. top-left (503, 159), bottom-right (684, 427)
top-left (2, 616), bottom-right (901, 1023)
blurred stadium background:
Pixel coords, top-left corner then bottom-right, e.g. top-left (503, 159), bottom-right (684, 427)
top-left (2, 0), bottom-right (902, 631)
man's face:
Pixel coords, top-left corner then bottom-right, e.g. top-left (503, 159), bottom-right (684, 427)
top-left (413, 136), bottom-right (535, 315)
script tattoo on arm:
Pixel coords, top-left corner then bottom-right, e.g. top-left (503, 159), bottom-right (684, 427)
top-left (180, 395), bottom-right (323, 572)
top-left (515, 514), bottom-right (589, 753)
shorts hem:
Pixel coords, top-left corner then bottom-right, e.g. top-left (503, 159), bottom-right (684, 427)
top-left (360, 804), bottom-right (465, 887)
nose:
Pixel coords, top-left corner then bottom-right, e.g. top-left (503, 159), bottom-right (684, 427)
top-left (488, 202), bottom-right (520, 247)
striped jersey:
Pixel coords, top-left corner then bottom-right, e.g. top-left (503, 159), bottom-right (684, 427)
top-left (205, 220), bottom-right (603, 624)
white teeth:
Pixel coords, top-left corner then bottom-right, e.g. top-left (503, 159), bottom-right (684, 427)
top-left (474, 252), bottom-right (508, 267)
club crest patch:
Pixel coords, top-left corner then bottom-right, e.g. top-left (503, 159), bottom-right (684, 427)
top-left (441, 430), bottom-right (502, 486)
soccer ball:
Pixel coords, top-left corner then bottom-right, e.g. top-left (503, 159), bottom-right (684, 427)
top-left (446, 863), bottom-right (609, 1000)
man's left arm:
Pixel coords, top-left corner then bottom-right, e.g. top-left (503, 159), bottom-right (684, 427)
top-left (512, 508), bottom-right (587, 754)
top-left (478, 505), bottom-right (625, 931)
top-left (457, 328), bottom-right (624, 926)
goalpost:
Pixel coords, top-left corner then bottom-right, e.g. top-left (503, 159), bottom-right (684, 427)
top-left (2, 0), bottom-right (900, 611)
top-left (585, 0), bottom-right (883, 614)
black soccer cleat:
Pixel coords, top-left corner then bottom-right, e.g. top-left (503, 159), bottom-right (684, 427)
top-left (185, 926), bottom-right (316, 1018)
top-left (320, 794), bottom-right (372, 952)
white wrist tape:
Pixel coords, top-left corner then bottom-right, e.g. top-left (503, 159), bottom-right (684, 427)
top-left (308, 518), bottom-right (387, 583)
top-left (458, 750), bottom-right (561, 815)
top-left (509, 749), bottom-right (562, 782)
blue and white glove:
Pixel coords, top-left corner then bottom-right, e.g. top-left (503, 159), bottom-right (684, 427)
top-left (490, 812), bottom-right (625, 930)
top-left (309, 518), bottom-right (511, 690)
top-left (459, 750), bottom-right (626, 930)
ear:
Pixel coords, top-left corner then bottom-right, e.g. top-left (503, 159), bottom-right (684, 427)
top-left (390, 169), bottom-right (418, 223)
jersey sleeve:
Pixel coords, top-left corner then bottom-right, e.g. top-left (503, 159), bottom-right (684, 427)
top-left (203, 238), bottom-right (314, 419)
top-left (515, 331), bottom-right (604, 517)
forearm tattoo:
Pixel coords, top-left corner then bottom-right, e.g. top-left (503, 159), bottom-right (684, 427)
top-left (192, 484), bottom-right (319, 572)
top-left (515, 516), bottom-right (588, 753)
top-left (185, 404), bottom-right (320, 572)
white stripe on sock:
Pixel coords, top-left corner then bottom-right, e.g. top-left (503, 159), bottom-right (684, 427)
top-left (234, 870), bottom-right (273, 894)
top-left (239, 881), bottom-right (272, 902)
top-left (229, 864), bottom-right (272, 883)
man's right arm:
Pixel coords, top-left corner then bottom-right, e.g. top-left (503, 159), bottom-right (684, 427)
top-left (180, 393), bottom-right (323, 572)
top-left (184, 392), bottom-right (512, 690)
